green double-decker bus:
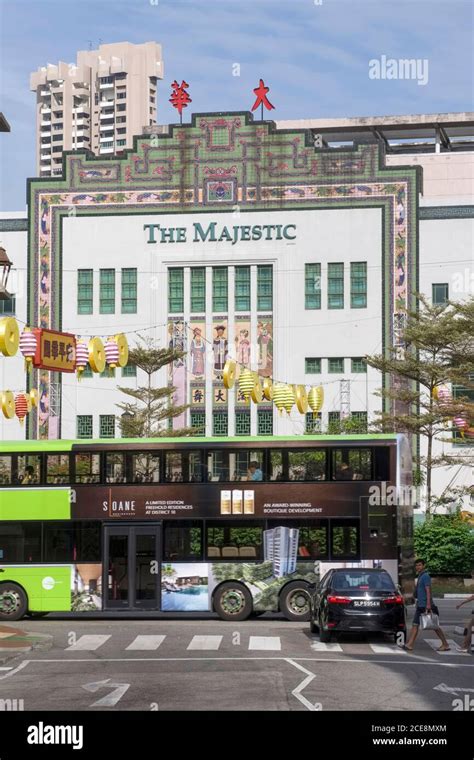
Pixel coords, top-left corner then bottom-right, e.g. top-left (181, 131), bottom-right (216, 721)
top-left (0, 434), bottom-right (414, 621)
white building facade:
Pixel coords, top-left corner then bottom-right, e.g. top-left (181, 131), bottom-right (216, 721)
top-left (0, 110), bottom-right (472, 510)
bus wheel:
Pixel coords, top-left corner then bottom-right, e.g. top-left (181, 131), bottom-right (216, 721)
top-left (214, 582), bottom-right (252, 621)
top-left (0, 583), bottom-right (27, 621)
top-left (280, 582), bottom-right (311, 621)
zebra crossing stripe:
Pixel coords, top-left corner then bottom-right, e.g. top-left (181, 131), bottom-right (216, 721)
top-left (425, 638), bottom-right (467, 654)
top-left (126, 635), bottom-right (166, 651)
top-left (310, 641), bottom-right (343, 652)
top-left (65, 635), bottom-right (111, 651)
top-left (369, 644), bottom-right (407, 655)
top-left (187, 635), bottom-right (223, 651)
top-left (248, 636), bottom-right (281, 651)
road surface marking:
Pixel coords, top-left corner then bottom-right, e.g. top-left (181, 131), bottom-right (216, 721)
top-left (187, 635), bottom-right (223, 650)
top-left (369, 644), bottom-right (407, 655)
top-left (434, 682), bottom-right (474, 695)
top-left (286, 658), bottom-right (319, 711)
top-left (82, 678), bottom-right (130, 707)
top-left (125, 635), bottom-right (166, 651)
top-left (310, 641), bottom-right (343, 652)
top-left (248, 636), bottom-right (281, 651)
top-left (425, 638), bottom-right (468, 655)
top-left (0, 660), bottom-right (30, 680)
top-left (66, 635), bottom-right (111, 651)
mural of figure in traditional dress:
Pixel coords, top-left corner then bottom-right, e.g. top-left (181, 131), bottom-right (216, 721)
top-left (212, 322), bottom-right (228, 379)
top-left (190, 325), bottom-right (206, 378)
top-left (257, 318), bottom-right (273, 377)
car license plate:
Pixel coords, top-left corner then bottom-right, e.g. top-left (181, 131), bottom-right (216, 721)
top-left (353, 600), bottom-right (379, 608)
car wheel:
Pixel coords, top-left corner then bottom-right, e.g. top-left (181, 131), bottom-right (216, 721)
top-left (213, 582), bottom-right (253, 621)
top-left (0, 583), bottom-right (27, 621)
top-left (279, 582), bottom-right (311, 622)
top-left (319, 615), bottom-right (332, 643)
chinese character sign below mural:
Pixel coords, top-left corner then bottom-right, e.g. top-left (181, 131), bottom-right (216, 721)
top-left (32, 329), bottom-right (76, 372)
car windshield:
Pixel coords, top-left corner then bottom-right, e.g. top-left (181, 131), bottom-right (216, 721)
top-left (332, 572), bottom-right (395, 592)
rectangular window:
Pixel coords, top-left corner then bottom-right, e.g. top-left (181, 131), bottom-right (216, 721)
top-left (213, 412), bottom-right (228, 437)
top-left (43, 521), bottom-right (101, 562)
top-left (168, 268), bottom-right (184, 313)
top-left (328, 263), bottom-right (344, 309)
top-left (235, 266), bottom-right (250, 312)
top-left (190, 267), bottom-right (206, 313)
top-left (77, 269), bottom-right (93, 314)
top-left (46, 454), bottom-right (70, 485)
top-left (131, 453), bottom-right (160, 483)
top-left (212, 267), bottom-right (228, 311)
top-left (351, 357), bottom-right (367, 373)
top-left (350, 262), bottom-right (367, 308)
top-left (121, 268), bottom-right (137, 314)
top-left (82, 364), bottom-right (93, 378)
top-left (288, 449), bottom-right (327, 481)
top-left (305, 357), bottom-right (321, 374)
top-left (121, 364), bottom-right (136, 377)
top-left (206, 521), bottom-right (264, 560)
top-left (99, 269), bottom-right (115, 314)
top-left (257, 265), bottom-right (272, 311)
top-left (17, 455), bottom-right (41, 486)
top-left (74, 453), bottom-right (100, 483)
top-left (305, 263), bottom-right (321, 309)
top-left (330, 522), bottom-right (360, 559)
top-left (267, 519), bottom-right (328, 559)
top-left (77, 415), bottom-right (93, 439)
top-left (328, 357), bottom-right (345, 373)
top-left (257, 409), bottom-right (273, 436)
top-left (351, 412), bottom-right (368, 432)
top-left (235, 411), bottom-right (251, 436)
top-left (328, 412), bottom-right (341, 433)
top-left (100, 415), bottom-right (115, 439)
top-left (305, 412), bottom-right (322, 433)
top-left (432, 283), bottom-right (449, 305)
top-left (165, 452), bottom-right (183, 482)
top-left (105, 452), bottom-right (125, 482)
top-left (332, 448), bottom-right (372, 480)
top-left (0, 523), bottom-right (41, 563)
top-left (0, 455), bottom-right (12, 485)
top-left (0, 296), bottom-right (16, 315)
top-left (190, 411), bottom-right (206, 436)
top-left (163, 521), bottom-right (202, 562)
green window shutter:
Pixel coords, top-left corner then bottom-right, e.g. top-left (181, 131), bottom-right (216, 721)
top-left (305, 357), bottom-right (321, 374)
top-left (122, 268), bottom-right (137, 314)
top-left (432, 283), bottom-right (449, 305)
top-left (235, 411), bottom-right (251, 436)
top-left (213, 412), bottom-right (228, 436)
top-left (121, 364), bottom-right (137, 377)
top-left (99, 415), bottom-right (115, 438)
top-left (77, 415), bottom-right (93, 439)
top-left (212, 267), bottom-right (228, 312)
top-left (328, 263), bottom-right (344, 309)
top-left (257, 265), bottom-right (273, 311)
top-left (78, 269), bottom-right (93, 314)
top-left (305, 263), bottom-right (321, 309)
top-left (99, 269), bottom-right (115, 314)
top-left (257, 409), bottom-right (273, 436)
top-left (235, 266), bottom-right (250, 312)
top-left (190, 411), bottom-right (206, 435)
top-left (191, 267), bottom-right (206, 312)
top-left (168, 268), bottom-right (184, 313)
top-left (351, 357), bottom-right (367, 373)
top-left (328, 358), bottom-right (345, 373)
top-left (350, 262), bottom-right (367, 308)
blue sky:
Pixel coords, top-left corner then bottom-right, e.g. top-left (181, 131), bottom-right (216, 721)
top-left (0, 0), bottom-right (473, 210)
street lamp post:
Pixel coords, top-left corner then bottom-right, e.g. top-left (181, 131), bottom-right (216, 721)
top-left (0, 247), bottom-right (13, 301)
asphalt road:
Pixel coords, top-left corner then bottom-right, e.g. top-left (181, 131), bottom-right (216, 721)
top-left (0, 599), bottom-right (471, 712)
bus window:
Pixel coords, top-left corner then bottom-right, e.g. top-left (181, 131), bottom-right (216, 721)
top-left (207, 451), bottom-right (229, 482)
top-left (106, 452), bottom-right (126, 483)
top-left (374, 447), bottom-right (390, 480)
top-left (330, 522), bottom-right (360, 559)
top-left (44, 521), bottom-right (101, 562)
top-left (267, 519), bottom-right (329, 558)
top-left (206, 521), bottom-right (264, 560)
top-left (163, 521), bottom-right (202, 561)
top-left (0, 522), bottom-right (41, 562)
top-left (269, 450), bottom-right (284, 481)
top-left (46, 454), bottom-right (70, 485)
top-left (0, 455), bottom-right (12, 485)
top-left (188, 451), bottom-right (204, 482)
top-left (332, 448), bottom-right (372, 480)
top-left (132, 453), bottom-right (160, 483)
top-left (288, 450), bottom-right (326, 481)
top-left (17, 455), bottom-right (41, 486)
top-left (165, 452), bottom-right (183, 482)
top-left (75, 453), bottom-right (100, 484)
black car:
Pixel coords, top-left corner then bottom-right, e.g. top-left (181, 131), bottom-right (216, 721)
top-left (310, 568), bottom-right (406, 642)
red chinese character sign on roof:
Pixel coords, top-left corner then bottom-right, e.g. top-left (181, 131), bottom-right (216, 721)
top-left (169, 80), bottom-right (192, 123)
top-left (251, 79), bottom-right (275, 119)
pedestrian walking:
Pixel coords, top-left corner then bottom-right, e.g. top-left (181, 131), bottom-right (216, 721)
top-left (403, 559), bottom-right (450, 652)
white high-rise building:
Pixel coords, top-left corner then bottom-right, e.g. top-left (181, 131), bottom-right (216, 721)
top-left (30, 41), bottom-right (164, 176)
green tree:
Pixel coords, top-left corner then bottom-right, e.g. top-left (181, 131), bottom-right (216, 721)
top-left (117, 335), bottom-right (194, 437)
top-left (366, 296), bottom-right (474, 513)
top-left (414, 514), bottom-right (474, 575)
